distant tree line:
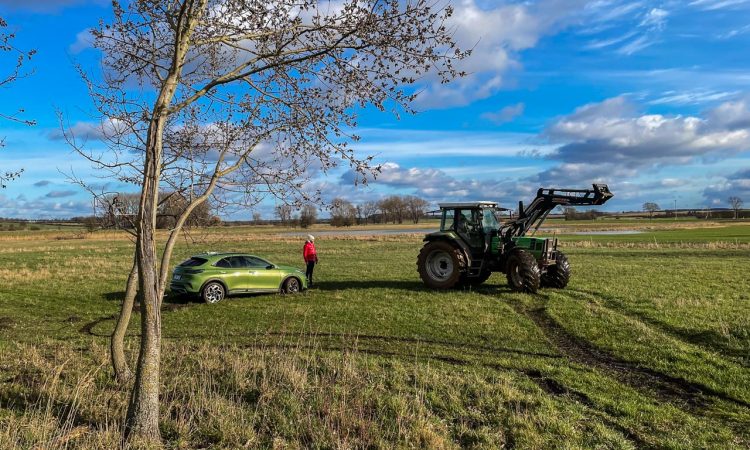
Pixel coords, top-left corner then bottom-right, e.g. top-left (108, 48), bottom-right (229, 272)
top-left (562, 206), bottom-right (603, 221)
top-left (330, 195), bottom-right (430, 227)
top-left (269, 195), bottom-right (431, 228)
top-left (96, 192), bottom-right (220, 230)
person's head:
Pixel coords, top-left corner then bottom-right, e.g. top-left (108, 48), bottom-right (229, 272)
top-left (307, 234), bottom-right (315, 242)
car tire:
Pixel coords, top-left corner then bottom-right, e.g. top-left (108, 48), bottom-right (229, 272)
top-left (282, 277), bottom-right (301, 294)
top-left (202, 281), bottom-right (226, 304)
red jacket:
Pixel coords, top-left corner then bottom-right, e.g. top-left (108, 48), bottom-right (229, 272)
top-left (303, 241), bottom-right (318, 263)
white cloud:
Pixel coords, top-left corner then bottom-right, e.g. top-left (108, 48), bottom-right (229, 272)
top-left (350, 128), bottom-right (552, 158)
top-left (649, 90), bottom-right (738, 106)
top-left (415, 0), bottom-right (589, 108)
top-left (337, 161), bottom-right (537, 206)
top-left (579, 2), bottom-right (670, 55)
top-left (0, 193), bottom-right (92, 219)
top-left (69, 28), bottom-right (94, 53)
top-left (703, 168), bottom-right (750, 205)
top-left (689, 0), bottom-right (750, 10)
top-left (537, 95), bottom-right (750, 187)
top-left (481, 103), bottom-right (525, 125)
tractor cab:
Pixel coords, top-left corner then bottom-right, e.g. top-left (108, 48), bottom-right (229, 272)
top-left (438, 201), bottom-right (503, 249)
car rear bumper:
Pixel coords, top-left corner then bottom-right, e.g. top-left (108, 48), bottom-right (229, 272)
top-left (170, 281), bottom-right (198, 294)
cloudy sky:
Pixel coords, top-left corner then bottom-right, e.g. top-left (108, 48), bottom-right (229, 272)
top-left (1, 0), bottom-right (750, 219)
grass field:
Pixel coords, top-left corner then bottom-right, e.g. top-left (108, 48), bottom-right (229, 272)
top-left (1, 220), bottom-right (749, 448)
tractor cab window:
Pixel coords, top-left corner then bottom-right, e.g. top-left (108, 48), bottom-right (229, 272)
top-left (482, 208), bottom-right (500, 231)
top-left (457, 209), bottom-right (482, 234)
top-left (456, 209), bottom-right (484, 247)
top-left (440, 210), bottom-right (455, 232)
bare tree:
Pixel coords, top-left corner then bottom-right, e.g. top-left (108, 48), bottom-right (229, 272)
top-left (404, 195), bottom-right (428, 224)
top-left (299, 204), bottom-right (317, 228)
top-left (75, 2), bottom-right (463, 442)
top-left (252, 211), bottom-right (263, 224)
top-left (359, 200), bottom-right (379, 224)
top-left (379, 195), bottom-right (407, 224)
top-left (275, 204), bottom-right (293, 226)
top-left (0, 16), bottom-right (35, 188)
top-left (728, 196), bottom-right (743, 219)
top-left (643, 202), bottom-right (659, 220)
top-left (330, 197), bottom-right (357, 226)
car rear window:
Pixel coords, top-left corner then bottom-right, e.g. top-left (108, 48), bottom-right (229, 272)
top-left (179, 257), bottom-right (208, 267)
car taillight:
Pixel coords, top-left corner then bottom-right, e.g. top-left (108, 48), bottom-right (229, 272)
top-left (183, 269), bottom-right (204, 274)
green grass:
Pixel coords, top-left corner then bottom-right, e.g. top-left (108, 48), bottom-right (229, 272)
top-left (1, 224), bottom-right (749, 448)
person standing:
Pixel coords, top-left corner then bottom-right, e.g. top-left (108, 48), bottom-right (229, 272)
top-left (303, 235), bottom-right (318, 287)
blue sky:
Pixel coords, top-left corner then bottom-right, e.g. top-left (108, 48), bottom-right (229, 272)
top-left (1, 0), bottom-right (750, 219)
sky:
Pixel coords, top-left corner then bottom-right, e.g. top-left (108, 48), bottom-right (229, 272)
top-left (1, 0), bottom-right (750, 219)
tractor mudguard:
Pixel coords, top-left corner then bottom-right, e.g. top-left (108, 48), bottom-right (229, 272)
top-left (424, 233), bottom-right (472, 271)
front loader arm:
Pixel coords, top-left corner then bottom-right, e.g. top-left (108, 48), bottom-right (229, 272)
top-left (502, 184), bottom-right (613, 238)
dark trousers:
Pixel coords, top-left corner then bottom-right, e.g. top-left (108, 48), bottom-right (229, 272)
top-left (306, 261), bottom-right (315, 286)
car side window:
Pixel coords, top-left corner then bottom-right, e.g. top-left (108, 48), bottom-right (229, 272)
top-left (227, 256), bottom-right (246, 268)
top-left (244, 256), bottom-right (268, 267)
top-left (215, 258), bottom-right (232, 268)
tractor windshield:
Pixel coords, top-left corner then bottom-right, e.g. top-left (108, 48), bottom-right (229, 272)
top-left (482, 208), bottom-right (499, 232)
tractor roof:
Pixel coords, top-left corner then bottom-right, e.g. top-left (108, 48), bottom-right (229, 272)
top-left (438, 201), bottom-right (499, 209)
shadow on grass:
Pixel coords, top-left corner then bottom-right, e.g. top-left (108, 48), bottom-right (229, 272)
top-left (103, 291), bottom-right (198, 307)
top-left (0, 385), bottom-right (100, 430)
top-left (314, 279), bottom-right (515, 295)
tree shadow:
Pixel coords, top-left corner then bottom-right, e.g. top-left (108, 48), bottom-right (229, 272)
top-left (0, 385), bottom-right (101, 430)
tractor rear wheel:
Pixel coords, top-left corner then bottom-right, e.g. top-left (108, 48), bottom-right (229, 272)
top-left (541, 252), bottom-right (571, 289)
top-left (506, 251), bottom-right (541, 293)
top-left (418, 241), bottom-right (465, 289)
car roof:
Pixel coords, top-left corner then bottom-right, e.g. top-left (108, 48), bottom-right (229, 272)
top-left (191, 252), bottom-right (264, 259)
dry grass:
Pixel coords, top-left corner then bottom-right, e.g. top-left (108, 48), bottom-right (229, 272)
top-left (0, 339), bottom-right (616, 449)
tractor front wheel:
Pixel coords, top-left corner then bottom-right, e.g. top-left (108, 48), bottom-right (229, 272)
top-left (541, 252), bottom-right (571, 289)
top-left (506, 251), bottom-right (541, 293)
top-left (418, 241), bottom-right (465, 289)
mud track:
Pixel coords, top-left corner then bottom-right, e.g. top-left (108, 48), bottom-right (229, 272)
top-left (512, 299), bottom-right (750, 411)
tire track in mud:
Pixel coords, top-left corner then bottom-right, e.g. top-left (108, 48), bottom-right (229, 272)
top-left (510, 296), bottom-right (750, 411)
top-left (520, 368), bottom-right (653, 449)
top-left (566, 288), bottom-right (750, 368)
top-left (507, 297), bottom-right (750, 446)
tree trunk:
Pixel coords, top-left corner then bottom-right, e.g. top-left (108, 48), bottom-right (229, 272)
top-left (111, 257), bottom-right (138, 383)
top-left (124, 249), bottom-right (161, 443)
top-left (125, 168), bottom-right (162, 442)
top-left (125, 117), bottom-right (165, 444)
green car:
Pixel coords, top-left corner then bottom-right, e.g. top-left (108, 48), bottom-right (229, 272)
top-left (170, 252), bottom-right (307, 303)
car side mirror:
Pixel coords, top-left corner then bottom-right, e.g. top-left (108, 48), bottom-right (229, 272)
top-left (266, 264), bottom-right (275, 269)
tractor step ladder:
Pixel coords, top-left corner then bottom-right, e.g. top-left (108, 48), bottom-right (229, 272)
top-left (468, 251), bottom-right (485, 276)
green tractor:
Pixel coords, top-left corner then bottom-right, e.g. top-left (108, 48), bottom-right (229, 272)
top-left (417, 184), bottom-right (613, 293)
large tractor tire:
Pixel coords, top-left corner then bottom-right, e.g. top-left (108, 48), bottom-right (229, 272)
top-left (417, 240), bottom-right (466, 289)
top-left (541, 252), bottom-right (571, 289)
top-left (505, 251), bottom-right (541, 293)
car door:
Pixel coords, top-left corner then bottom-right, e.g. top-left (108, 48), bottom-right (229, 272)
top-left (214, 256), bottom-right (247, 292)
top-left (242, 256), bottom-right (283, 290)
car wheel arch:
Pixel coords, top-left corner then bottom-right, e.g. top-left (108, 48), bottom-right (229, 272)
top-left (200, 278), bottom-right (229, 294)
top-left (279, 275), bottom-right (303, 291)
